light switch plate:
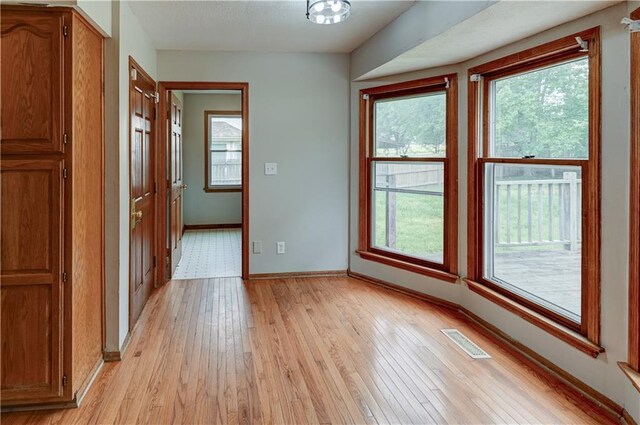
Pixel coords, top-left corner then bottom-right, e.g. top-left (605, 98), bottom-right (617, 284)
top-left (253, 241), bottom-right (262, 254)
top-left (276, 241), bottom-right (285, 254)
top-left (265, 162), bottom-right (278, 175)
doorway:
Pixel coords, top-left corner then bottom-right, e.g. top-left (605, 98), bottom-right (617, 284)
top-left (158, 82), bottom-right (249, 281)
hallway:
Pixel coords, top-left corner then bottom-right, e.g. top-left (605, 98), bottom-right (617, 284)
top-left (2, 277), bottom-right (614, 425)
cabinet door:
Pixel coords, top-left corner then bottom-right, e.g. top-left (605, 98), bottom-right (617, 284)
top-left (1, 158), bottom-right (64, 404)
top-left (0, 9), bottom-right (65, 154)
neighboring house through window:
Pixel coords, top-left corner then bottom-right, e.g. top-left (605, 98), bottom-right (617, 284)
top-left (205, 111), bottom-right (242, 192)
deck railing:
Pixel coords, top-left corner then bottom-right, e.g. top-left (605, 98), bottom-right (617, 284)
top-left (210, 161), bottom-right (241, 185)
top-left (494, 172), bottom-right (581, 250)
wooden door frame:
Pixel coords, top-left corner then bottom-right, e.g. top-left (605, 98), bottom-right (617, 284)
top-left (128, 56), bottom-right (158, 331)
top-left (157, 82), bottom-right (250, 281)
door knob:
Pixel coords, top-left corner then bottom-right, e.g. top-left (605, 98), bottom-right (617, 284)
top-left (181, 184), bottom-right (188, 190)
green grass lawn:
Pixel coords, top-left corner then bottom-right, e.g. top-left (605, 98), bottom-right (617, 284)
top-left (373, 191), bottom-right (444, 261)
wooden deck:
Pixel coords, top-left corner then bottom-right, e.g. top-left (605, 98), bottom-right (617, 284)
top-left (1, 276), bottom-right (612, 424)
top-left (494, 249), bottom-right (581, 317)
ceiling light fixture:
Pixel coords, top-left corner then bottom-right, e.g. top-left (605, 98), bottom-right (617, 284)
top-left (306, 0), bottom-right (351, 25)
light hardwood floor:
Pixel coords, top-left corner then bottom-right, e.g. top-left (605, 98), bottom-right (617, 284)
top-left (2, 276), bottom-right (615, 424)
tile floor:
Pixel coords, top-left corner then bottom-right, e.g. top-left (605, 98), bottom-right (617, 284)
top-left (172, 229), bottom-right (241, 279)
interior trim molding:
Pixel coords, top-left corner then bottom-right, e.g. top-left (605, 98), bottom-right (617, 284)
top-left (624, 408), bottom-right (639, 425)
top-left (103, 332), bottom-right (131, 363)
top-left (347, 271), bottom-right (459, 311)
top-left (347, 271), bottom-right (623, 423)
top-left (248, 270), bottom-right (348, 280)
top-left (74, 358), bottom-right (104, 407)
top-left (619, 362), bottom-right (640, 394)
top-left (183, 223), bottom-right (241, 231)
top-left (465, 279), bottom-right (604, 358)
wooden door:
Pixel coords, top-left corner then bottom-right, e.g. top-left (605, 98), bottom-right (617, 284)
top-left (169, 92), bottom-right (184, 276)
top-left (1, 8), bottom-right (67, 405)
top-left (1, 159), bottom-right (64, 403)
top-left (130, 62), bottom-right (156, 329)
top-left (0, 9), bottom-right (66, 154)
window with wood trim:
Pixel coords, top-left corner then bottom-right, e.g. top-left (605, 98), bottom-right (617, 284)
top-left (467, 28), bottom-right (601, 348)
top-left (629, 7), bottom-right (640, 373)
top-left (205, 111), bottom-right (242, 192)
top-left (358, 75), bottom-right (458, 281)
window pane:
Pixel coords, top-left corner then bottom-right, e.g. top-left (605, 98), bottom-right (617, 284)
top-left (209, 114), bottom-right (242, 187)
top-left (491, 57), bottom-right (589, 159)
top-left (483, 163), bottom-right (582, 321)
top-left (210, 151), bottom-right (241, 186)
top-left (374, 92), bottom-right (446, 158)
top-left (372, 162), bottom-right (444, 263)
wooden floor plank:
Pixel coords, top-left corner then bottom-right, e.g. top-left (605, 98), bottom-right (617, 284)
top-left (1, 276), bottom-right (617, 425)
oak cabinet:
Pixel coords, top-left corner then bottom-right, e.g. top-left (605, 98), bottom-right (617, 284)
top-left (1, 6), bottom-right (104, 409)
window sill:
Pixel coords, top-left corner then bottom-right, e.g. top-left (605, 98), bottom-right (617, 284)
top-left (204, 186), bottom-right (242, 193)
top-left (356, 250), bottom-right (458, 283)
top-left (618, 362), bottom-right (640, 394)
top-left (465, 279), bottom-right (604, 358)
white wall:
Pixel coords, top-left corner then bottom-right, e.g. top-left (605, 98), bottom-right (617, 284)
top-left (157, 51), bottom-right (350, 274)
top-left (76, 0), bottom-right (112, 37)
top-left (182, 93), bottom-right (243, 225)
top-left (103, 0), bottom-right (158, 352)
top-left (349, 3), bottom-right (639, 420)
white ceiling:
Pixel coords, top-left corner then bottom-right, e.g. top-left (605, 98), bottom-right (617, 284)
top-left (127, 0), bottom-right (415, 54)
top-left (358, 0), bottom-right (621, 80)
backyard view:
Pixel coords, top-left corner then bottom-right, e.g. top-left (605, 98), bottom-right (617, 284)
top-left (372, 57), bottom-right (588, 321)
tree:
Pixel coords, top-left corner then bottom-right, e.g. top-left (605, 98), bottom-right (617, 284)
top-left (493, 58), bottom-right (589, 159)
top-left (375, 93), bottom-right (446, 156)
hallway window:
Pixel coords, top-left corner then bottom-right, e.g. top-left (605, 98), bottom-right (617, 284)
top-left (467, 28), bottom-right (602, 350)
top-left (205, 111), bottom-right (242, 191)
top-left (358, 75), bottom-right (458, 281)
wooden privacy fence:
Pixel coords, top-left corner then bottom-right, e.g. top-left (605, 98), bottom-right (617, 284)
top-left (494, 171), bottom-right (581, 251)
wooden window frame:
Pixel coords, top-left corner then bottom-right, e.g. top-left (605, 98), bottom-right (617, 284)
top-left (357, 74), bottom-right (458, 283)
top-left (467, 27), bottom-right (603, 356)
top-left (627, 7), bottom-right (640, 375)
top-left (204, 110), bottom-right (243, 193)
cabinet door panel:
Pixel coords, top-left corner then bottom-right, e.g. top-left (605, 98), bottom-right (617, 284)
top-left (0, 10), bottom-right (64, 154)
top-left (0, 158), bottom-right (63, 404)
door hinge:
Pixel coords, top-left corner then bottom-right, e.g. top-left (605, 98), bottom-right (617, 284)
top-left (154, 182), bottom-right (157, 194)
top-left (153, 255), bottom-right (157, 268)
top-left (63, 133), bottom-right (68, 145)
top-left (63, 24), bottom-right (68, 37)
top-left (63, 168), bottom-right (68, 179)
top-left (62, 272), bottom-right (67, 283)
top-left (62, 375), bottom-right (68, 386)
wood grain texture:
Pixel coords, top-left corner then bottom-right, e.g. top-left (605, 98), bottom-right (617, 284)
top-left (69, 12), bottom-right (104, 397)
top-left (629, 6), bottom-right (640, 372)
top-left (170, 92), bottom-right (184, 277)
top-left (0, 276), bottom-right (618, 424)
top-left (0, 158), bottom-right (64, 405)
top-left (0, 8), bottom-right (63, 154)
top-left (129, 57), bottom-right (157, 331)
